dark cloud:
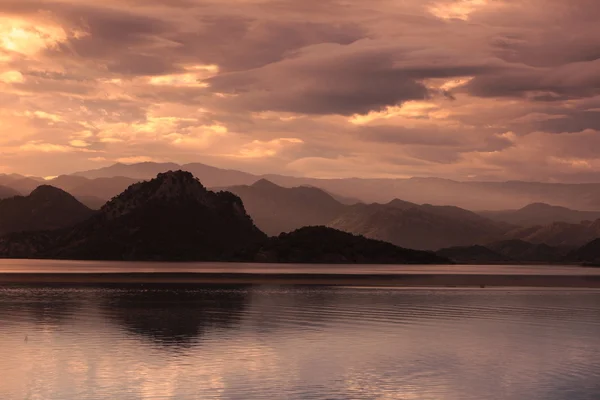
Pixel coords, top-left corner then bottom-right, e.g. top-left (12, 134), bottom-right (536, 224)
top-left (3, 0), bottom-right (600, 181)
top-left (206, 40), bottom-right (506, 115)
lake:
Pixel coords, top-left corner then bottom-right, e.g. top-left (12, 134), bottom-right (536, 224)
top-left (1, 280), bottom-right (600, 399)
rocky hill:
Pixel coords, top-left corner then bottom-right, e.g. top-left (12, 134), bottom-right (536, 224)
top-left (0, 171), bottom-right (267, 261)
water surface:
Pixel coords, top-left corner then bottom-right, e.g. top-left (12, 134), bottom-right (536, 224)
top-left (1, 284), bottom-right (600, 399)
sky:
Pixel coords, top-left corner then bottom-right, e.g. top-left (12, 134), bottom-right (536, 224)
top-left (1, 0), bottom-right (600, 181)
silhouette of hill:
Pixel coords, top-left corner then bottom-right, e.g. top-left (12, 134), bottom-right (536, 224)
top-left (480, 203), bottom-right (600, 226)
top-left (0, 185), bottom-right (95, 236)
top-left (48, 171), bottom-right (266, 261)
top-left (225, 179), bottom-right (347, 235)
top-left (254, 226), bottom-right (450, 264)
top-left (0, 185), bottom-right (19, 200)
top-left (328, 201), bottom-right (508, 251)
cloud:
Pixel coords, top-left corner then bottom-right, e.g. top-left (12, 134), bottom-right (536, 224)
top-left (1, 0), bottom-right (600, 182)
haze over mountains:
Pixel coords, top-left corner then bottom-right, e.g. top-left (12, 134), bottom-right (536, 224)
top-left (6, 161), bottom-right (600, 211)
top-left (0, 171), bottom-right (446, 264)
top-left (4, 161), bottom-right (600, 263)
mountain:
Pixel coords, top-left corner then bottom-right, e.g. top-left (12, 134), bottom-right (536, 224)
top-left (0, 171), bottom-right (266, 261)
top-left (0, 185), bottom-right (95, 236)
top-left (505, 220), bottom-right (600, 247)
top-left (254, 226), bottom-right (450, 264)
top-left (71, 161), bottom-right (600, 210)
top-left (0, 172), bottom-right (453, 264)
top-left (0, 171), bottom-right (266, 260)
top-left (480, 203), bottom-right (600, 226)
top-left (328, 200), bottom-right (508, 251)
top-left (0, 185), bottom-right (20, 200)
top-left (225, 179), bottom-right (347, 235)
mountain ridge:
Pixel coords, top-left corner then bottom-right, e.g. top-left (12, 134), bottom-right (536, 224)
top-left (0, 172), bottom-right (448, 264)
top-left (67, 161), bottom-right (600, 210)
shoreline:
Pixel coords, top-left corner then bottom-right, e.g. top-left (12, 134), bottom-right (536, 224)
top-left (1, 272), bottom-right (600, 288)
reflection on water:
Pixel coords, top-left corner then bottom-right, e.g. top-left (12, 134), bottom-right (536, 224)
top-left (1, 285), bottom-right (600, 399)
top-left (101, 285), bottom-right (249, 347)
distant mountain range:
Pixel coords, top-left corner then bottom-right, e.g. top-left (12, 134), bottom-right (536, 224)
top-left (480, 203), bottom-right (600, 226)
top-left (4, 161), bottom-right (600, 263)
top-left (21, 161), bottom-right (600, 210)
top-left (328, 200), bottom-right (509, 251)
top-left (6, 161), bottom-right (600, 211)
top-left (0, 171), bottom-right (447, 264)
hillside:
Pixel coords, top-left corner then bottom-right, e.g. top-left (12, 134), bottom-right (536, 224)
top-left (255, 226), bottom-right (450, 264)
top-left (226, 179), bottom-right (346, 235)
top-left (505, 220), bottom-right (600, 247)
top-left (480, 203), bottom-right (600, 226)
top-left (328, 201), bottom-right (508, 251)
top-left (0, 186), bottom-right (95, 236)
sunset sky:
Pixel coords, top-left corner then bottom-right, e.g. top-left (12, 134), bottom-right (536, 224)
top-left (1, 0), bottom-right (600, 181)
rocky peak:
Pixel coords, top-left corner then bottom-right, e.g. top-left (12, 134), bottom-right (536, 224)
top-left (100, 170), bottom-right (241, 220)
